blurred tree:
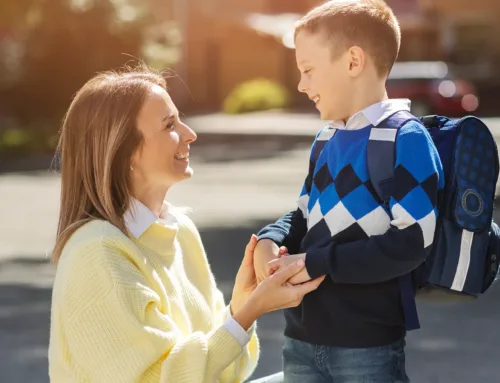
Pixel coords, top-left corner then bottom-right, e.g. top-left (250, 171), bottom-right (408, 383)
top-left (0, 0), bottom-right (180, 125)
top-left (5, 0), bottom-right (144, 122)
top-left (0, 0), bottom-right (36, 29)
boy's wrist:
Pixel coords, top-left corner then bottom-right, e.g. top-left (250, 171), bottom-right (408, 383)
top-left (255, 239), bottom-right (280, 259)
top-left (257, 232), bottom-right (284, 247)
top-left (305, 248), bottom-right (331, 279)
top-left (257, 238), bottom-right (278, 247)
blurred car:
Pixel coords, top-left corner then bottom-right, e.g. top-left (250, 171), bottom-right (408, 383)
top-left (387, 61), bottom-right (479, 117)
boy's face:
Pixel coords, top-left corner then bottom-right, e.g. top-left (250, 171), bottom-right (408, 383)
top-left (295, 30), bottom-right (352, 121)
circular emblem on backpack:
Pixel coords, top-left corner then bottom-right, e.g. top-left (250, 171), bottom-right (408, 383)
top-left (462, 189), bottom-right (483, 217)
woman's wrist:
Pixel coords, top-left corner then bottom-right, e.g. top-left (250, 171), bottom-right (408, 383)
top-left (230, 291), bottom-right (257, 317)
top-left (231, 298), bottom-right (261, 331)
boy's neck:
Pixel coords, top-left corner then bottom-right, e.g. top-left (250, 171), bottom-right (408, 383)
top-left (343, 82), bottom-right (388, 124)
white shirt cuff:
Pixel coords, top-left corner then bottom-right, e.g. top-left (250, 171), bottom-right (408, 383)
top-left (223, 304), bottom-right (255, 347)
top-left (223, 316), bottom-right (251, 347)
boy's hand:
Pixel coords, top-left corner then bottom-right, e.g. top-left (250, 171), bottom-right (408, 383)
top-left (268, 253), bottom-right (312, 285)
top-left (288, 268), bottom-right (312, 285)
top-left (253, 239), bottom-right (288, 283)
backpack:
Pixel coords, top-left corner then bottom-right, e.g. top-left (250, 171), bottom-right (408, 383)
top-left (368, 111), bottom-right (500, 329)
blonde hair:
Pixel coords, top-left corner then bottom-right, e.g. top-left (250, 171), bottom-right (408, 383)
top-left (295, 0), bottom-right (401, 77)
top-left (52, 64), bottom-right (167, 262)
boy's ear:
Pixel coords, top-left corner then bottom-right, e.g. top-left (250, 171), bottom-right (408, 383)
top-left (347, 46), bottom-right (365, 78)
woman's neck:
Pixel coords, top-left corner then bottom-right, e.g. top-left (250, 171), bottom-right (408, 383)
top-left (132, 186), bottom-right (168, 218)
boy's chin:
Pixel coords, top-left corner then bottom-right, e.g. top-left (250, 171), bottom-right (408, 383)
top-left (319, 108), bottom-right (345, 122)
top-left (319, 109), bottom-right (333, 121)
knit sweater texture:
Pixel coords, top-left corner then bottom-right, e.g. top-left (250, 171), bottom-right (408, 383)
top-left (258, 100), bottom-right (444, 347)
top-left (49, 213), bottom-right (259, 383)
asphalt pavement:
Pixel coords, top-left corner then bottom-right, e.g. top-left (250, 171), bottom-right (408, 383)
top-left (2, 114), bottom-right (500, 382)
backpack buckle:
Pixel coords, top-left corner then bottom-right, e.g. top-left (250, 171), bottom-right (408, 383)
top-left (420, 115), bottom-right (439, 128)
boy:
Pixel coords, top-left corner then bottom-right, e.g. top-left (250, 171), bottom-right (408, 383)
top-left (254, 0), bottom-right (444, 382)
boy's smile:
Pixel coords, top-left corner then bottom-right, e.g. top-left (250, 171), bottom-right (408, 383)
top-left (295, 29), bottom-right (353, 122)
top-left (311, 95), bottom-right (321, 106)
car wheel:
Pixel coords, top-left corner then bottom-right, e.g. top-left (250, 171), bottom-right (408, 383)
top-left (411, 100), bottom-right (432, 117)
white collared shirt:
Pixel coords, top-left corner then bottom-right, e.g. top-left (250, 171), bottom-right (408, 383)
top-left (124, 198), bottom-right (251, 347)
top-left (124, 198), bottom-right (178, 238)
top-left (329, 98), bottom-right (411, 130)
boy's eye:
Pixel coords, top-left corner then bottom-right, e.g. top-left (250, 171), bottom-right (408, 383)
top-left (303, 69), bottom-right (312, 75)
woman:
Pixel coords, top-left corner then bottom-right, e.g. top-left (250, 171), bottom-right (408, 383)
top-left (48, 65), bottom-right (324, 383)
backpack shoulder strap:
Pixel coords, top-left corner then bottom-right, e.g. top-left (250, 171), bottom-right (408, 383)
top-left (303, 125), bottom-right (338, 202)
top-left (367, 111), bottom-right (419, 207)
top-left (312, 125), bottom-right (337, 163)
top-left (367, 110), bottom-right (421, 332)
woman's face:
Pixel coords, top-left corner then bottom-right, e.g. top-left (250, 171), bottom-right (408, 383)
top-left (132, 85), bottom-right (197, 189)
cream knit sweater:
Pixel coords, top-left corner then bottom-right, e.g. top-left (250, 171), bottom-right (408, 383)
top-left (48, 213), bottom-right (259, 382)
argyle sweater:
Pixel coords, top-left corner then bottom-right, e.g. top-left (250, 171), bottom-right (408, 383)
top-left (258, 116), bottom-right (444, 347)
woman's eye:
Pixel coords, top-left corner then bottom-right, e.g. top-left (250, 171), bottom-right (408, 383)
top-left (165, 122), bottom-right (175, 130)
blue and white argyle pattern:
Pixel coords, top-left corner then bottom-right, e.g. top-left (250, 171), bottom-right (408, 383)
top-left (298, 120), bottom-right (444, 249)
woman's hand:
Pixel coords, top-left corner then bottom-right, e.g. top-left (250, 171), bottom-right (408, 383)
top-left (249, 260), bottom-right (324, 314)
top-left (254, 239), bottom-right (287, 283)
top-left (231, 235), bottom-right (288, 316)
top-left (268, 253), bottom-right (312, 285)
top-left (230, 236), bottom-right (325, 330)
top-left (230, 235), bottom-right (260, 316)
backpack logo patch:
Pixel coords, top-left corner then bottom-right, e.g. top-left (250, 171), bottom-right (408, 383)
top-left (462, 189), bottom-right (484, 217)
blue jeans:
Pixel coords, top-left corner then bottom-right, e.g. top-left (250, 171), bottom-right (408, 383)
top-left (283, 337), bottom-right (409, 383)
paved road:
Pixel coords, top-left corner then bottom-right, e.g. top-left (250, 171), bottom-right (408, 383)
top-left (188, 113), bottom-right (500, 141)
top-left (2, 117), bottom-right (500, 382)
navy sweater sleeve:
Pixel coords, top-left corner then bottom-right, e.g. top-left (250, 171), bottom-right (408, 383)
top-left (306, 121), bottom-right (444, 283)
top-left (257, 132), bottom-right (323, 253)
top-left (257, 208), bottom-right (307, 254)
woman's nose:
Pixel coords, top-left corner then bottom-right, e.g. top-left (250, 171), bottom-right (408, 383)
top-left (181, 123), bottom-right (197, 143)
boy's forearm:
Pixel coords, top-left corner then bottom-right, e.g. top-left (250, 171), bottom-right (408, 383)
top-left (257, 208), bottom-right (307, 254)
top-left (305, 120), bottom-right (442, 284)
top-left (305, 223), bottom-right (431, 283)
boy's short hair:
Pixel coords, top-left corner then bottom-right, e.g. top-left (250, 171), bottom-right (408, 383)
top-left (294, 0), bottom-right (401, 77)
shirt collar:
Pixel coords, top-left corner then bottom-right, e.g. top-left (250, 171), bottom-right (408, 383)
top-left (124, 198), bottom-right (178, 238)
top-left (329, 98), bottom-right (411, 130)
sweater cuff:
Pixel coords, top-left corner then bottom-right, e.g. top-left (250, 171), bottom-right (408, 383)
top-left (206, 325), bottom-right (244, 379)
top-left (223, 317), bottom-right (251, 347)
top-left (223, 305), bottom-right (254, 347)
top-left (256, 233), bottom-right (284, 246)
top-left (257, 224), bottom-right (288, 246)
top-left (305, 246), bottom-right (332, 279)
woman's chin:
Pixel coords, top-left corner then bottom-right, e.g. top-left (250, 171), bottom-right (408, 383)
top-left (173, 158), bottom-right (193, 173)
top-left (177, 165), bottom-right (194, 180)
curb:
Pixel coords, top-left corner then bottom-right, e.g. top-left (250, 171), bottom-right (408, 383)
top-left (194, 130), bottom-right (315, 146)
top-left (0, 131), bottom-right (314, 174)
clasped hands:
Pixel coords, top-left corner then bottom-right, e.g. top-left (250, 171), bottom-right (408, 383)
top-left (254, 239), bottom-right (312, 285)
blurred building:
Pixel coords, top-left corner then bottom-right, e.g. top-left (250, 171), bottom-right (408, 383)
top-left (167, 0), bottom-right (319, 112)
top-left (424, 0), bottom-right (500, 78)
top-left (168, 0), bottom-right (500, 113)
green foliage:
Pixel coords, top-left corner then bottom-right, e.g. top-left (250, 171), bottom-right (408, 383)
top-left (0, 0), bottom-right (176, 123)
top-left (0, 126), bottom-right (57, 157)
top-left (223, 78), bottom-right (290, 114)
top-left (5, 0), bottom-right (144, 123)
top-left (0, 0), bottom-right (180, 160)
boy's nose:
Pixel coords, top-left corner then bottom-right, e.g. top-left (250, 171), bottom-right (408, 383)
top-left (297, 81), bottom-right (307, 93)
